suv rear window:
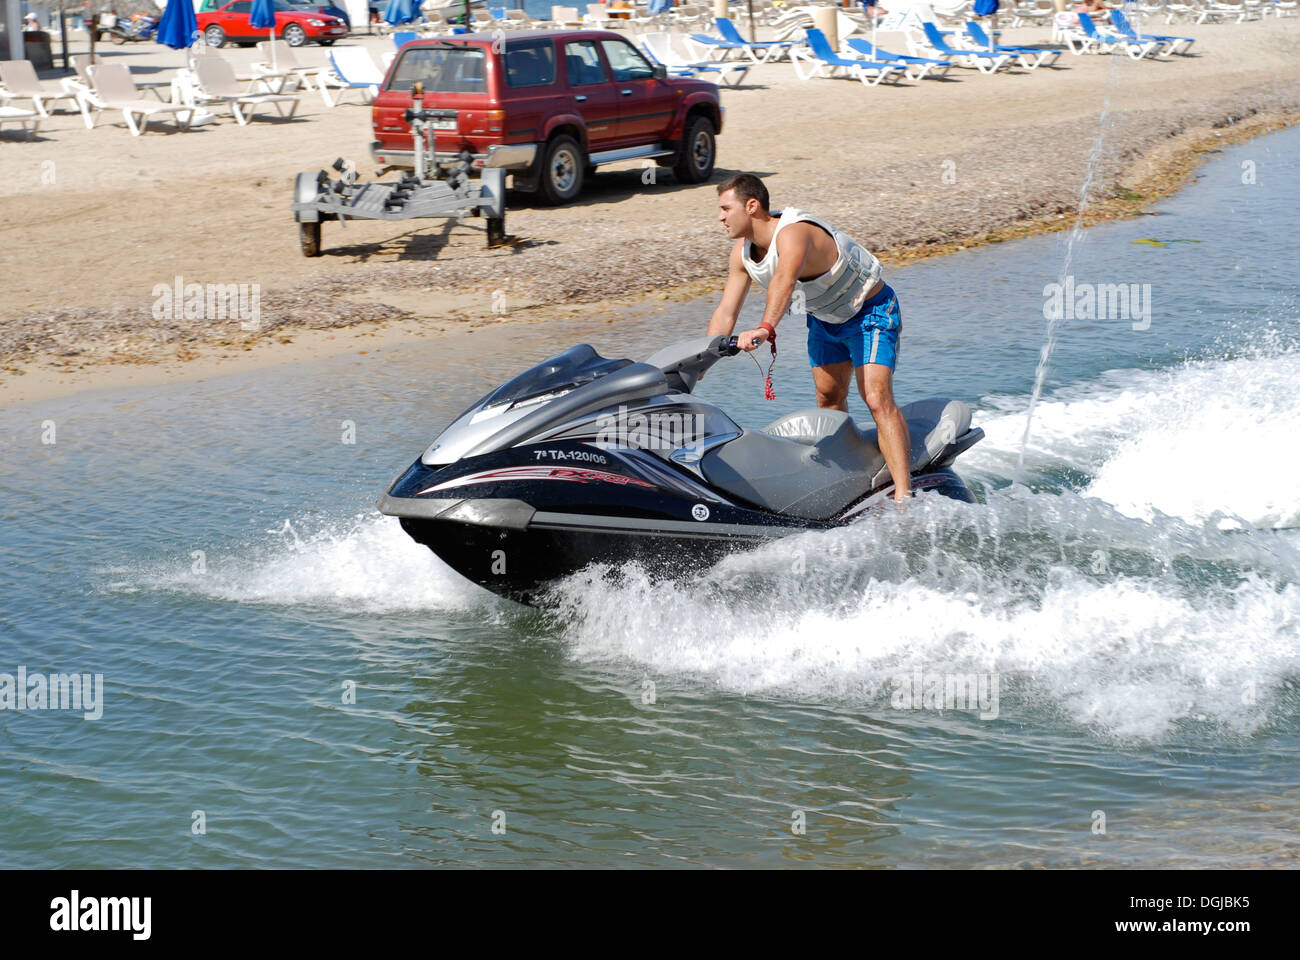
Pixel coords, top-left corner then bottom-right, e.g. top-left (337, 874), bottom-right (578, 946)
top-left (387, 46), bottom-right (487, 94)
top-left (505, 39), bottom-right (556, 88)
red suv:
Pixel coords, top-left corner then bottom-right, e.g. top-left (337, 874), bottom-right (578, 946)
top-left (370, 30), bottom-right (723, 204)
top-left (198, 0), bottom-right (348, 48)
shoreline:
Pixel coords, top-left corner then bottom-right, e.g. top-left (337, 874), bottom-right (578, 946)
top-left (2, 20), bottom-right (1297, 407)
top-left (3, 110), bottom-right (1291, 409)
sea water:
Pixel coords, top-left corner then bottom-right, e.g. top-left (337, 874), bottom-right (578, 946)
top-left (0, 127), bottom-right (1296, 868)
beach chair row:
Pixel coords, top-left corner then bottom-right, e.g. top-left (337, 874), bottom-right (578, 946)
top-left (687, 5), bottom-right (1213, 86)
top-left (0, 37), bottom-right (408, 139)
top-left (0, 48), bottom-right (304, 138)
top-left (1054, 11), bottom-right (1198, 57)
top-left (1153, 0), bottom-right (1296, 22)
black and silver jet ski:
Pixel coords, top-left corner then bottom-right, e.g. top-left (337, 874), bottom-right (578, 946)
top-left (379, 335), bottom-right (983, 605)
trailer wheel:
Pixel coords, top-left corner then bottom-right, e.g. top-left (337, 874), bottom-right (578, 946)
top-left (486, 216), bottom-right (506, 248)
top-left (299, 221), bottom-right (322, 257)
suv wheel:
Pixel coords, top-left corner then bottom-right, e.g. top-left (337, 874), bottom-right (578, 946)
top-left (204, 25), bottom-right (226, 48)
top-left (539, 135), bottom-right (584, 205)
top-left (674, 115), bottom-right (716, 184)
top-left (283, 23), bottom-right (307, 47)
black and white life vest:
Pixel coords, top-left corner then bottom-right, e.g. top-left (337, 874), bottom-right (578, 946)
top-left (741, 208), bottom-right (883, 324)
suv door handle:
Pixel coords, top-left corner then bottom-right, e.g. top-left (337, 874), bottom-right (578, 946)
top-left (575, 94), bottom-right (587, 102)
top-left (620, 89), bottom-right (633, 96)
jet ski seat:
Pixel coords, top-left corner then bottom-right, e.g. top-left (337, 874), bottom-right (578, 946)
top-left (699, 400), bottom-right (973, 520)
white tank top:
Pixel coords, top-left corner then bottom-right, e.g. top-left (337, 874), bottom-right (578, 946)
top-left (741, 208), bottom-right (883, 324)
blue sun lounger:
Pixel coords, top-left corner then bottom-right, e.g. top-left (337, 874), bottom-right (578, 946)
top-left (1074, 14), bottom-right (1162, 59)
top-left (920, 22), bottom-right (1014, 73)
top-left (963, 21), bottom-right (1062, 68)
top-left (1109, 10), bottom-right (1195, 56)
top-left (638, 33), bottom-right (751, 87)
top-left (791, 28), bottom-right (902, 86)
top-left (844, 38), bottom-right (951, 80)
top-left (686, 31), bottom-right (750, 62)
top-left (713, 17), bottom-right (796, 62)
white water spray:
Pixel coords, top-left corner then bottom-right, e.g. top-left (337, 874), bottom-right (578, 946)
top-left (1014, 49), bottom-right (1127, 484)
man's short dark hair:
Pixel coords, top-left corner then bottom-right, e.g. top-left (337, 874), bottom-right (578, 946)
top-left (717, 174), bottom-right (769, 212)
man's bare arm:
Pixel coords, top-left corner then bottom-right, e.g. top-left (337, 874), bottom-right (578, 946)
top-left (734, 225), bottom-right (811, 350)
top-left (759, 225), bottom-right (810, 331)
top-left (707, 241), bottom-right (753, 336)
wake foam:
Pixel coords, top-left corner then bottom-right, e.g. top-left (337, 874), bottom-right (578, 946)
top-left (970, 348), bottom-right (1300, 528)
top-left (545, 491), bottom-right (1300, 742)
top-left (124, 514), bottom-right (490, 614)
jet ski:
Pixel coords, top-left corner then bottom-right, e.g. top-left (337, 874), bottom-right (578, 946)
top-left (378, 335), bottom-right (984, 605)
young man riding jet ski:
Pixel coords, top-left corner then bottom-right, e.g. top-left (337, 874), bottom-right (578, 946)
top-left (707, 174), bottom-right (913, 501)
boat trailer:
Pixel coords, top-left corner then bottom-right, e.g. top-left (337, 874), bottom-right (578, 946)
top-left (291, 83), bottom-right (507, 256)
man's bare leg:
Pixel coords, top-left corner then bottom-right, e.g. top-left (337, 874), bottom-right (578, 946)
top-left (858, 363), bottom-right (912, 499)
top-left (812, 361), bottom-right (854, 411)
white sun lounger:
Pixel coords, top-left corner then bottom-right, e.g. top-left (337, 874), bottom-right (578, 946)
top-left (550, 5), bottom-right (584, 27)
top-left (193, 58), bottom-right (300, 125)
top-left (254, 41), bottom-right (318, 92)
top-left (0, 104), bottom-right (41, 138)
top-left (0, 60), bottom-right (80, 117)
top-left (81, 62), bottom-right (194, 136)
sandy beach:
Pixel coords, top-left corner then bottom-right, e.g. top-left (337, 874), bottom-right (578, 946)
top-left (1, 16), bottom-right (1297, 405)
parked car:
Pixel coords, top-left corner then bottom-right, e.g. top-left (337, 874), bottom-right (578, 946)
top-left (285, 1), bottom-right (352, 28)
top-left (197, 0), bottom-right (349, 48)
top-left (370, 29), bottom-right (723, 204)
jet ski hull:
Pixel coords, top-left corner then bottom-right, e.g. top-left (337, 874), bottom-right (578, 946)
top-left (379, 336), bottom-right (983, 606)
top-left (380, 444), bottom-right (975, 605)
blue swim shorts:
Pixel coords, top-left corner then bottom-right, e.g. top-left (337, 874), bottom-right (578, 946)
top-left (806, 282), bottom-right (901, 370)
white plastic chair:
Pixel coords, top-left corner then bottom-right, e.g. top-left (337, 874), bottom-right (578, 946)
top-left (550, 5), bottom-right (583, 27)
top-left (0, 60), bottom-right (80, 117)
top-left (193, 58), bottom-right (300, 125)
top-left (83, 62), bottom-right (194, 135)
top-left (0, 104), bottom-right (41, 138)
top-left (254, 41), bottom-right (318, 93)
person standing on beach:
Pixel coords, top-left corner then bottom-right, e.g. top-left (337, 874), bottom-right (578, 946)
top-left (706, 173), bottom-right (913, 501)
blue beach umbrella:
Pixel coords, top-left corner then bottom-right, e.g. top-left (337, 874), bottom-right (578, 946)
top-left (973, 0), bottom-right (999, 51)
top-left (155, 0), bottom-right (204, 124)
top-left (383, 0), bottom-right (419, 26)
top-left (249, 0), bottom-right (279, 68)
top-left (156, 0), bottom-right (198, 51)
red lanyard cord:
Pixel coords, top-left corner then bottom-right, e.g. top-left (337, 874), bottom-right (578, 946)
top-left (749, 322), bottom-right (777, 400)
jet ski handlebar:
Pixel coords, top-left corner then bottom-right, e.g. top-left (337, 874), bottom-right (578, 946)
top-left (644, 334), bottom-right (744, 394)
